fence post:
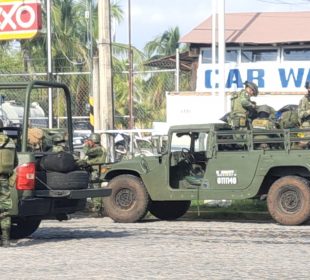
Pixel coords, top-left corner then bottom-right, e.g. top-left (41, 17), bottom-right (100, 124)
top-left (176, 48), bottom-right (180, 92)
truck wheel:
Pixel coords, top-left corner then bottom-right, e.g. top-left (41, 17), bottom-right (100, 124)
top-left (149, 200), bottom-right (191, 220)
top-left (103, 175), bottom-right (149, 223)
top-left (267, 176), bottom-right (310, 225)
top-left (10, 217), bottom-right (41, 239)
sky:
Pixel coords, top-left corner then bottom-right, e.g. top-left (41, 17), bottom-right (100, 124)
top-left (114, 0), bottom-right (310, 50)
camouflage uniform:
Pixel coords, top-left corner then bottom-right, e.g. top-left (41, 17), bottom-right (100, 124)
top-left (229, 81), bottom-right (258, 143)
top-left (51, 133), bottom-right (66, 153)
top-left (0, 134), bottom-right (16, 247)
top-left (0, 178), bottom-right (12, 247)
top-left (297, 81), bottom-right (310, 148)
top-left (82, 134), bottom-right (107, 214)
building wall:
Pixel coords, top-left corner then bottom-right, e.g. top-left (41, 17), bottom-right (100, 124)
top-left (166, 93), bottom-right (303, 126)
top-left (196, 46), bottom-right (310, 93)
top-left (166, 45), bottom-right (309, 126)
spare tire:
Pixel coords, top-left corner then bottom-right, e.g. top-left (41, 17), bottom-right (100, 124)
top-left (35, 171), bottom-right (47, 190)
top-left (46, 170), bottom-right (89, 190)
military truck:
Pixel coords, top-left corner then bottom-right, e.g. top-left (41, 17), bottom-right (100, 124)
top-left (102, 122), bottom-right (310, 226)
top-left (0, 81), bottom-right (111, 239)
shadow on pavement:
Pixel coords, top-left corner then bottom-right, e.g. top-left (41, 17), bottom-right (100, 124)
top-left (14, 227), bottom-right (132, 247)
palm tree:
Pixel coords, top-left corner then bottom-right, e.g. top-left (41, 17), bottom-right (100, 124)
top-left (135, 27), bottom-right (183, 125)
top-left (144, 26), bottom-right (180, 59)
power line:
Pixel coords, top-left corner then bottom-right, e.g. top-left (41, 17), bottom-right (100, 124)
top-left (257, 0), bottom-right (310, 5)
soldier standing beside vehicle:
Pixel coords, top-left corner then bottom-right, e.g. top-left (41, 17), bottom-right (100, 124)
top-left (82, 133), bottom-right (107, 214)
top-left (0, 121), bottom-right (17, 247)
top-left (229, 81), bottom-right (259, 130)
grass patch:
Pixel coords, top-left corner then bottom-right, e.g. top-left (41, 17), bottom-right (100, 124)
top-left (187, 199), bottom-right (271, 220)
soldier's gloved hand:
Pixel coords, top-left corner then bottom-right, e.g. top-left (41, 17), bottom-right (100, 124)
top-left (77, 159), bottom-right (88, 168)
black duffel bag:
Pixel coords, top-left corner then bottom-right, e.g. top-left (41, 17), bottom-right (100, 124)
top-left (40, 152), bottom-right (77, 173)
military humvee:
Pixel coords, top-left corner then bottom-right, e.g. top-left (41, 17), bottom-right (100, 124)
top-left (102, 122), bottom-right (310, 226)
top-left (0, 81), bottom-right (111, 239)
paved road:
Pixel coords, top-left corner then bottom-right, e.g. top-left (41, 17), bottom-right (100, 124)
top-left (1, 216), bottom-right (310, 280)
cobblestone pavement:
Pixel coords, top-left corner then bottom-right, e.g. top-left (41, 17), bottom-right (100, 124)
top-left (1, 216), bottom-right (310, 280)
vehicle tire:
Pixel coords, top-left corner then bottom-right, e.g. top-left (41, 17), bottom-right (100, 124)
top-left (103, 175), bottom-right (149, 223)
top-left (46, 170), bottom-right (89, 190)
top-left (267, 176), bottom-right (310, 225)
top-left (10, 217), bottom-right (41, 239)
top-left (149, 200), bottom-right (191, 220)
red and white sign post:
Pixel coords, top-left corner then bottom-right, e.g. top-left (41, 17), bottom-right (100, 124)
top-left (0, 0), bottom-right (42, 40)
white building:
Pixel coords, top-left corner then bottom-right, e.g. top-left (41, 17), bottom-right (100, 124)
top-left (157, 12), bottom-right (310, 125)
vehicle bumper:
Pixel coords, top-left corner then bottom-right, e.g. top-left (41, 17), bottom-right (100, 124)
top-left (34, 188), bottom-right (112, 199)
top-left (18, 188), bottom-right (111, 217)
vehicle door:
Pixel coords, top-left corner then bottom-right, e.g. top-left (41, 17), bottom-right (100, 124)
top-left (205, 131), bottom-right (260, 190)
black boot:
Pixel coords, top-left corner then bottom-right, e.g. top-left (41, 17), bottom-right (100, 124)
top-left (1, 229), bottom-right (11, 247)
top-left (1, 238), bottom-right (10, 247)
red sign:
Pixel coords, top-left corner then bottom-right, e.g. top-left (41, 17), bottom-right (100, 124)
top-left (0, 0), bottom-right (42, 40)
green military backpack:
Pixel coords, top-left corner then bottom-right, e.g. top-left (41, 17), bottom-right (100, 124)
top-left (278, 108), bottom-right (299, 129)
top-left (0, 133), bottom-right (16, 174)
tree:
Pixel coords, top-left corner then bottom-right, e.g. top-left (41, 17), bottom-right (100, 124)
top-left (144, 26), bottom-right (180, 59)
top-left (133, 27), bottom-right (183, 126)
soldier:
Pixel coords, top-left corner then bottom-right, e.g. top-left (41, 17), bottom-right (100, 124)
top-left (297, 81), bottom-right (310, 148)
top-left (298, 81), bottom-right (310, 128)
top-left (229, 81), bottom-right (259, 130)
top-left (229, 81), bottom-right (258, 145)
top-left (81, 133), bottom-right (107, 214)
top-left (51, 133), bottom-right (66, 153)
top-left (0, 124), bottom-right (16, 247)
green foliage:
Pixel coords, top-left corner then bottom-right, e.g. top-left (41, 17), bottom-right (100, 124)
top-left (192, 199), bottom-right (268, 212)
top-left (0, 1), bottom-right (189, 129)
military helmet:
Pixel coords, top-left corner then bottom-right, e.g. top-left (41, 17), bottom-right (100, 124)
top-left (89, 133), bottom-right (101, 144)
top-left (244, 81), bottom-right (259, 96)
top-left (257, 105), bottom-right (272, 115)
top-left (52, 133), bottom-right (65, 143)
top-left (305, 80), bottom-right (310, 89)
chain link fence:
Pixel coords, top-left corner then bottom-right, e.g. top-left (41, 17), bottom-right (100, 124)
top-left (0, 59), bottom-right (191, 130)
top-left (113, 67), bottom-right (191, 129)
top-left (0, 70), bottom-right (91, 130)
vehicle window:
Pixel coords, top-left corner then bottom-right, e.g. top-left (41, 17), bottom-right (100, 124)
top-left (194, 133), bottom-right (208, 152)
top-left (171, 133), bottom-right (191, 151)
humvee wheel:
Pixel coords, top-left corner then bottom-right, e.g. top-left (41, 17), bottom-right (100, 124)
top-left (103, 175), bottom-right (150, 223)
top-left (149, 200), bottom-right (191, 220)
top-left (10, 217), bottom-right (41, 239)
top-left (267, 176), bottom-right (310, 225)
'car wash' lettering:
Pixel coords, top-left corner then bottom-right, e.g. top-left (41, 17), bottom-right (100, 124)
top-left (278, 68), bottom-right (308, 88)
top-left (204, 67), bottom-right (310, 89)
top-left (205, 68), bottom-right (265, 88)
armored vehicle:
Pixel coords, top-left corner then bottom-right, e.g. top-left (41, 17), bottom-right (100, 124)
top-left (0, 81), bottom-right (111, 239)
top-left (102, 123), bottom-right (310, 225)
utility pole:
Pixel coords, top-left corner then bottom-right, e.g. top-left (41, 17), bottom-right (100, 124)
top-left (97, 0), bottom-right (114, 132)
top-left (128, 0), bottom-right (134, 129)
top-left (218, 0), bottom-right (226, 113)
top-left (47, 0), bottom-right (53, 128)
